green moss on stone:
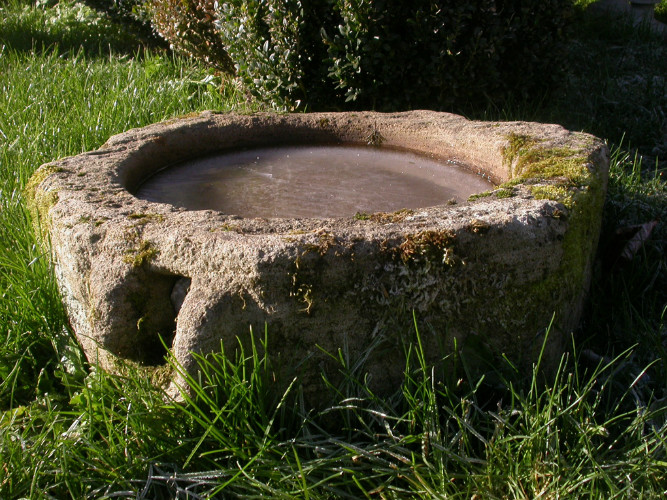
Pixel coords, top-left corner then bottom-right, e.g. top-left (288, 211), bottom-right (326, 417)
top-left (499, 178), bottom-right (523, 189)
top-left (502, 133), bottom-right (592, 188)
top-left (493, 146), bottom-right (606, 363)
top-left (357, 133), bottom-right (606, 374)
top-left (514, 148), bottom-right (590, 185)
top-left (128, 213), bottom-right (164, 226)
top-left (468, 190), bottom-right (493, 201)
top-left (24, 164), bottom-right (65, 237)
top-left (124, 240), bottom-right (158, 267)
top-left (502, 133), bottom-right (540, 177)
top-left (494, 188), bottom-right (515, 199)
top-left (419, 133), bottom-right (604, 368)
top-left (469, 187), bottom-right (515, 201)
top-left (530, 185), bottom-right (575, 208)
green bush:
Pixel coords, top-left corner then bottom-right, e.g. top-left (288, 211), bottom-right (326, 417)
top-left (656, 0), bottom-right (667, 24)
top-left (147, 0), bottom-right (235, 74)
top-left (215, 0), bottom-right (336, 108)
top-left (212, 0), bottom-right (572, 110)
top-left (80, 0), bottom-right (143, 19)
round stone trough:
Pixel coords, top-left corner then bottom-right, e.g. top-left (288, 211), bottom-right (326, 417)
top-left (27, 110), bottom-right (609, 402)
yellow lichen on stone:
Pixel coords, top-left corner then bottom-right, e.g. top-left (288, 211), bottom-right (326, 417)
top-left (502, 133), bottom-right (540, 177)
top-left (24, 164), bottom-right (64, 240)
top-left (494, 188), bottom-right (515, 199)
top-left (503, 133), bottom-right (592, 187)
top-left (485, 132), bottom-right (607, 354)
top-left (530, 185), bottom-right (575, 208)
top-left (514, 148), bottom-right (591, 186)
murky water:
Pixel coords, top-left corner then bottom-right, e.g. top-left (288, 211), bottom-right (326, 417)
top-left (135, 145), bottom-right (493, 218)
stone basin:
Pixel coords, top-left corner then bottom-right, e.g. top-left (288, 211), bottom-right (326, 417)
top-left (134, 144), bottom-right (494, 218)
top-left (26, 110), bottom-right (609, 402)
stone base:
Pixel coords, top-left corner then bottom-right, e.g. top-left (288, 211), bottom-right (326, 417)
top-left (27, 111), bottom-right (609, 405)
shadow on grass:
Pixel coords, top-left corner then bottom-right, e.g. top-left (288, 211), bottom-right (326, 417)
top-left (0, 1), bottom-right (166, 59)
top-left (468, 6), bottom-right (666, 164)
top-left (465, 7), bottom-right (666, 412)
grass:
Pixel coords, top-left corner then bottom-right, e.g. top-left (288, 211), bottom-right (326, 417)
top-left (1, 0), bottom-right (666, 497)
top-left (0, 0), bottom-right (253, 410)
top-left (2, 323), bottom-right (666, 497)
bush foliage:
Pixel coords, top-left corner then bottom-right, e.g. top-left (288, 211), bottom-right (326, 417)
top-left (147, 0), bottom-right (236, 74)
top-left (148, 0), bottom-right (572, 110)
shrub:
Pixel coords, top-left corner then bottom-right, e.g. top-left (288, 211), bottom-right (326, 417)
top-left (656, 0), bottom-right (667, 24)
top-left (215, 0), bottom-right (337, 108)
top-left (80, 0), bottom-right (143, 19)
top-left (324, 0), bottom-right (489, 108)
top-left (146, 0), bottom-right (235, 74)
top-left (213, 0), bottom-right (572, 111)
top-left (145, 0), bottom-right (572, 111)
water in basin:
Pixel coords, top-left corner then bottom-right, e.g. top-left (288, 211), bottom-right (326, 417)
top-left (136, 145), bottom-right (493, 218)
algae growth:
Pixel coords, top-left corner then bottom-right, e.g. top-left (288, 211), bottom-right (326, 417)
top-left (24, 164), bottom-right (65, 238)
top-left (491, 131), bottom-right (607, 361)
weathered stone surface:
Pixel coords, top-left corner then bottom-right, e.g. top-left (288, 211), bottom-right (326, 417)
top-left (26, 110), bottom-right (609, 403)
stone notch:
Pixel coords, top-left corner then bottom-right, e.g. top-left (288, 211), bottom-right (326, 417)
top-left (26, 110), bottom-right (609, 404)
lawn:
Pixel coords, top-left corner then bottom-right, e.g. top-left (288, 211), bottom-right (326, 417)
top-left (1, 0), bottom-right (665, 497)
